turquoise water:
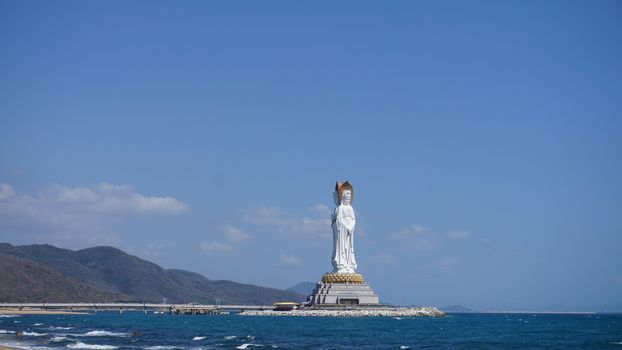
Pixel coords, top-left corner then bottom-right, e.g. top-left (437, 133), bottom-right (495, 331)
top-left (1, 312), bottom-right (621, 349)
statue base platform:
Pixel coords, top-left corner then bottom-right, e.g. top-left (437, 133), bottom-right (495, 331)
top-left (308, 274), bottom-right (380, 305)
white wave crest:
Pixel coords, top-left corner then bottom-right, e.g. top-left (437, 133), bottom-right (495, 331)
top-left (145, 346), bottom-right (181, 350)
top-left (0, 315), bottom-right (20, 318)
top-left (52, 336), bottom-right (69, 342)
top-left (225, 336), bottom-right (237, 340)
top-left (67, 342), bottom-right (119, 350)
top-left (192, 336), bottom-right (206, 341)
top-left (0, 330), bottom-right (16, 334)
top-left (400, 346), bottom-right (410, 349)
top-left (236, 344), bottom-right (262, 350)
top-left (72, 331), bottom-right (129, 337)
top-left (34, 323), bottom-right (44, 326)
top-left (22, 332), bottom-right (49, 336)
top-left (49, 326), bottom-right (74, 330)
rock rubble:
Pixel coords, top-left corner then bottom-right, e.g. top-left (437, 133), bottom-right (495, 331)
top-left (240, 307), bottom-right (445, 317)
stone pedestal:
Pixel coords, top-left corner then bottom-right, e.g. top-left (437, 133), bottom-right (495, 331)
top-left (307, 273), bottom-right (380, 305)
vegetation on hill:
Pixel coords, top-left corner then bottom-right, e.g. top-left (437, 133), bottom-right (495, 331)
top-left (0, 243), bottom-right (304, 304)
top-left (0, 253), bottom-right (124, 302)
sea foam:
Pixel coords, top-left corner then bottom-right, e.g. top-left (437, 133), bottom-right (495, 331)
top-left (144, 346), bottom-right (181, 350)
top-left (67, 342), bottom-right (119, 350)
top-left (22, 332), bottom-right (49, 336)
top-left (192, 336), bottom-right (206, 341)
top-left (72, 331), bottom-right (129, 337)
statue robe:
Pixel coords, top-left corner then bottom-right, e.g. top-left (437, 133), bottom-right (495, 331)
top-left (331, 203), bottom-right (357, 273)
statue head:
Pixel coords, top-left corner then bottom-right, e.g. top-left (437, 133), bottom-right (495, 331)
top-left (342, 190), bottom-right (352, 205)
top-left (334, 181), bottom-right (354, 206)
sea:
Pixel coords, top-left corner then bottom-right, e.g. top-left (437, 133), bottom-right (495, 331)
top-left (1, 312), bottom-right (621, 350)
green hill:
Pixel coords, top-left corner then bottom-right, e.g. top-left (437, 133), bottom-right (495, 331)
top-left (0, 252), bottom-right (124, 302)
top-left (0, 243), bottom-right (304, 304)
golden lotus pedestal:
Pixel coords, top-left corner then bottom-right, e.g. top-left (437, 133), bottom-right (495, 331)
top-left (308, 272), bottom-right (380, 305)
top-left (321, 273), bottom-right (364, 284)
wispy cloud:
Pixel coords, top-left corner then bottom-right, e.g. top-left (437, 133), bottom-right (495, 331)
top-left (200, 241), bottom-right (234, 254)
top-left (280, 254), bottom-right (301, 265)
top-left (308, 203), bottom-right (332, 216)
top-left (372, 253), bottom-right (395, 264)
top-left (447, 230), bottom-right (471, 239)
top-left (47, 182), bottom-right (188, 214)
top-left (244, 205), bottom-right (331, 238)
top-left (390, 224), bottom-right (436, 250)
top-left (0, 183), bottom-right (16, 200)
top-left (221, 224), bottom-right (249, 243)
top-left (0, 182), bottom-right (188, 248)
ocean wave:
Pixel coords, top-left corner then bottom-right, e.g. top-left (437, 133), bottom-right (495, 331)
top-left (67, 342), bottom-right (119, 350)
top-left (22, 332), bottom-right (49, 337)
top-left (236, 344), bottom-right (262, 349)
top-left (145, 346), bottom-right (182, 350)
top-left (34, 323), bottom-right (44, 326)
top-left (52, 336), bottom-right (69, 342)
top-left (224, 336), bottom-right (237, 340)
top-left (400, 346), bottom-right (410, 349)
top-left (49, 327), bottom-right (74, 330)
top-left (192, 336), bottom-right (206, 341)
top-left (0, 315), bottom-right (20, 318)
top-left (0, 330), bottom-right (16, 334)
top-left (71, 331), bottom-right (129, 337)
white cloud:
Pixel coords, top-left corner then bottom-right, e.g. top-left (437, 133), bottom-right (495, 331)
top-left (309, 203), bottom-right (332, 216)
top-left (244, 206), bottom-right (331, 238)
top-left (390, 224), bottom-right (436, 250)
top-left (140, 242), bottom-right (177, 259)
top-left (0, 182), bottom-right (188, 248)
top-left (81, 183), bottom-right (188, 214)
top-left (53, 184), bottom-right (99, 203)
top-left (390, 224), bottom-right (428, 240)
top-left (372, 253), bottom-right (395, 264)
top-left (447, 230), bottom-right (470, 239)
top-left (280, 254), bottom-right (300, 265)
top-left (0, 183), bottom-right (15, 200)
top-left (221, 224), bottom-right (249, 243)
top-left (200, 241), bottom-right (233, 254)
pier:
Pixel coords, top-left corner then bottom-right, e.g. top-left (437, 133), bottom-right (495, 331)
top-left (0, 303), bottom-right (272, 315)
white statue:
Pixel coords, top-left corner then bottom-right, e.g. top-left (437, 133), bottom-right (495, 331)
top-left (331, 181), bottom-right (357, 274)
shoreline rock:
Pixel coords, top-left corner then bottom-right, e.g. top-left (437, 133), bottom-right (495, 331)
top-left (239, 307), bottom-right (445, 317)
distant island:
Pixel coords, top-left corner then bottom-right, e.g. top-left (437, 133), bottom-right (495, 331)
top-left (0, 243), bottom-right (304, 305)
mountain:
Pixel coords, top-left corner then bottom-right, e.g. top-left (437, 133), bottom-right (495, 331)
top-left (0, 243), bottom-right (304, 304)
top-left (0, 253), bottom-right (124, 302)
top-left (287, 281), bottom-right (317, 296)
top-left (440, 305), bottom-right (475, 313)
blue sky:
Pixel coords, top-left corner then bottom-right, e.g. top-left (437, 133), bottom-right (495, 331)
top-left (1, 0), bottom-right (621, 310)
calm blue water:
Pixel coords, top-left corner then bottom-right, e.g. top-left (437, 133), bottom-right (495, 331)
top-left (1, 312), bottom-right (621, 350)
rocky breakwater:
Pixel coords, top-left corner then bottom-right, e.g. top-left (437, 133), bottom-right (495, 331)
top-left (240, 307), bottom-right (445, 317)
